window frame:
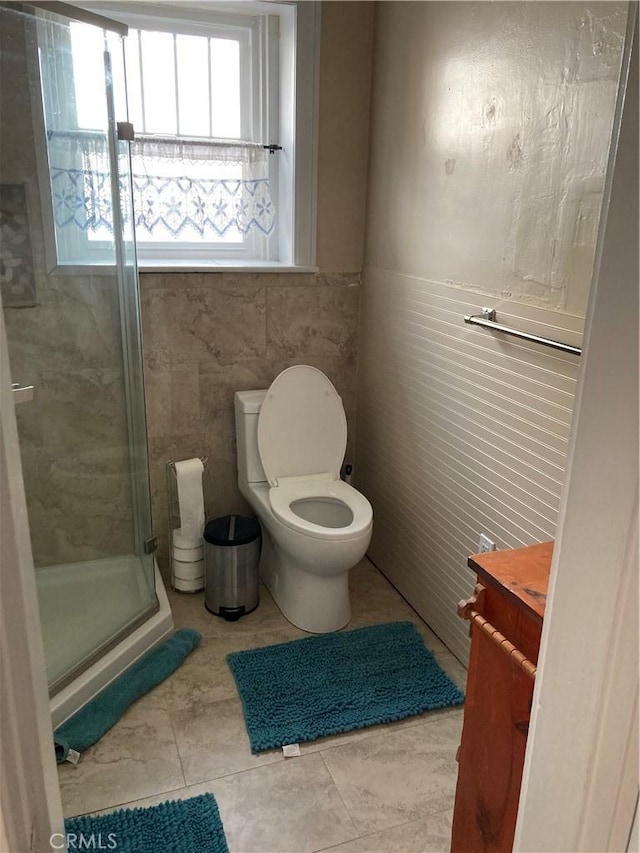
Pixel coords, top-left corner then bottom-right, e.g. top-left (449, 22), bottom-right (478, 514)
top-left (124, 20), bottom-right (253, 139)
top-left (33, 1), bottom-right (319, 273)
top-left (121, 7), bottom-right (278, 263)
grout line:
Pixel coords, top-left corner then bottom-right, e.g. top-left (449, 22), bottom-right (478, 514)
top-left (312, 816), bottom-right (420, 853)
top-left (317, 749), bottom-right (362, 842)
top-left (168, 716), bottom-right (188, 790)
top-left (72, 778), bottom-right (193, 820)
top-left (71, 735), bottom-right (283, 818)
top-left (184, 750), bottom-right (286, 788)
top-left (304, 704), bottom-right (464, 761)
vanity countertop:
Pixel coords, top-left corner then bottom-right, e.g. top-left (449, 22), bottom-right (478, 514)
top-left (467, 540), bottom-right (553, 625)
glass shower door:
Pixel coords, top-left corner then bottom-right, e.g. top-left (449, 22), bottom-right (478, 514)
top-left (106, 26), bottom-right (156, 600)
top-left (0, 4), bottom-right (156, 694)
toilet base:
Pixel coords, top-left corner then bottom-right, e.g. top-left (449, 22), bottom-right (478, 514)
top-left (259, 526), bottom-right (351, 633)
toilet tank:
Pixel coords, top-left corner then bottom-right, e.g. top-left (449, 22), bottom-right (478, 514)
top-left (234, 390), bottom-right (268, 483)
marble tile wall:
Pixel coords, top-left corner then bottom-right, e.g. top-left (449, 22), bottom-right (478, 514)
top-left (1, 7), bottom-right (135, 567)
top-left (140, 271), bottom-right (361, 573)
top-left (5, 276), bottom-right (134, 566)
top-left (0, 8), bottom-right (133, 566)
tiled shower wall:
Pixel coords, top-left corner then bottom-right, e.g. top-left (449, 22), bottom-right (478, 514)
top-left (141, 271), bottom-right (362, 571)
top-left (1, 8), bottom-right (134, 566)
top-left (6, 276), bottom-right (133, 566)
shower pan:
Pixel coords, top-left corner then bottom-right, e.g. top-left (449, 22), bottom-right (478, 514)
top-left (0, 2), bottom-right (172, 726)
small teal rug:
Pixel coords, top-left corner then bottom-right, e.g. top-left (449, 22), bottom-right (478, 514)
top-left (227, 621), bottom-right (464, 752)
top-left (65, 793), bottom-right (228, 853)
top-left (54, 628), bottom-right (201, 763)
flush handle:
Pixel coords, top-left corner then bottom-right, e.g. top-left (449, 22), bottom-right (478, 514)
top-left (12, 383), bottom-right (34, 404)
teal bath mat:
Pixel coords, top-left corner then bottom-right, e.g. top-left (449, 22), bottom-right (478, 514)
top-left (65, 793), bottom-right (229, 853)
top-left (54, 628), bottom-right (201, 763)
top-left (227, 621), bottom-right (464, 752)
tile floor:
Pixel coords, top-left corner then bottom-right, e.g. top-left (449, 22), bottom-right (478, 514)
top-left (57, 557), bottom-right (468, 853)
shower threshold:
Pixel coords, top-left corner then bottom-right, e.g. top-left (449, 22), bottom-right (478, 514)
top-left (37, 559), bottom-right (173, 728)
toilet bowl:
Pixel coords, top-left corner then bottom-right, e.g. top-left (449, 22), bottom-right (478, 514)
top-left (234, 366), bottom-right (373, 633)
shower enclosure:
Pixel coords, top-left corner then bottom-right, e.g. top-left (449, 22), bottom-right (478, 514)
top-left (0, 2), bottom-right (172, 725)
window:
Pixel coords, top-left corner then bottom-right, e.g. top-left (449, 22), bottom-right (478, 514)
top-left (37, 2), bottom-right (319, 270)
top-left (120, 7), bottom-right (278, 263)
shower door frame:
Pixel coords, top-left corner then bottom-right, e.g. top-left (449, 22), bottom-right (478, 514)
top-left (29, 1), bottom-right (156, 580)
top-left (18, 0), bottom-right (162, 696)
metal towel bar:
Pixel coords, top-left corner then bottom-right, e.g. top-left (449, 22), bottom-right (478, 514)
top-left (457, 584), bottom-right (537, 680)
top-left (464, 307), bottom-right (582, 356)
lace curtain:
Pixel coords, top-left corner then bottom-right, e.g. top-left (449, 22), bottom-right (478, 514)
top-left (48, 132), bottom-right (114, 234)
top-left (47, 132), bottom-right (276, 240)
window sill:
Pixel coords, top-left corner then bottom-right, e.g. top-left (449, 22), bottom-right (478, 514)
top-left (138, 261), bottom-right (319, 274)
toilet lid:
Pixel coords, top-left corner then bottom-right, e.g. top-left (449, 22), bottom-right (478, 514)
top-left (257, 366), bottom-right (347, 486)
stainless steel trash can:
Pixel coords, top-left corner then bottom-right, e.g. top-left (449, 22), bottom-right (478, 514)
top-left (204, 515), bottom-right (261, 620)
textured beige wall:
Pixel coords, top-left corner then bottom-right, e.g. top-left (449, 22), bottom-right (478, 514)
top-left (356, 1), bottom-right (627, 662)
top-left (364, 1), bottom-right (626, 316)
top-left (316, 1), bottom-right (375, 272)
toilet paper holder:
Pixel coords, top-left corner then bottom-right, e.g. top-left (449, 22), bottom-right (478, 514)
top-left (165, 456), bottom-right (209, 593)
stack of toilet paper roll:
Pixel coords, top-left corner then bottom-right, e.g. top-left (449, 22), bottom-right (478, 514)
top-left (172, 458), bottom-right (205, 592)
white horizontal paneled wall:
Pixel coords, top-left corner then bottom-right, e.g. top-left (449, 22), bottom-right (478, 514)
top-left (355, 268), bottom-right (582, 663)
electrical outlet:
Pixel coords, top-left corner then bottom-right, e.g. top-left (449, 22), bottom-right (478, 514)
top-left (478, 533), bottom-right (496, 554)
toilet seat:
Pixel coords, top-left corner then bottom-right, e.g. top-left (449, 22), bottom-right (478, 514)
top-left (268, 475), bottom-right (373, 541)
top-left (257, 365), bottom-right (347, 486)
top-left (258, 365), bottom-right (373, 542)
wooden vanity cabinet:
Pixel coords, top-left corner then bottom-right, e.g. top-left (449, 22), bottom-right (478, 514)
top-left (450, 542), bottom-right (552, 853)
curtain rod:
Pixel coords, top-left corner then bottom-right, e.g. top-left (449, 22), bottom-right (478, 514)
top-left (47, 129), bottom-right (282, 153)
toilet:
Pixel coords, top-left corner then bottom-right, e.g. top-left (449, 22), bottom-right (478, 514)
top-left (234, 365), bottom-right (373, 633)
